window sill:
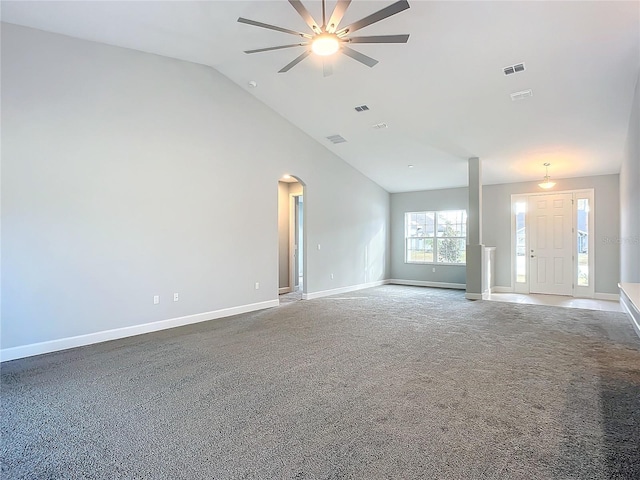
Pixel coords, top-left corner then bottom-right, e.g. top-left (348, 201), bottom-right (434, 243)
top-left (405, 262), bottom-right (466, 266)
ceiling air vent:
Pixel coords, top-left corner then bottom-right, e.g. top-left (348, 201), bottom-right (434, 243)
top-left (354, 105), bottom-right (370, 112)
top-left (510, 89), bottom-right (533, 101)
top-left (326, 134), bottom-right (347, 144)
top-left (503, 62), bottom-right (525, 76)
top-left (372, 123), bottom-right (388, 129)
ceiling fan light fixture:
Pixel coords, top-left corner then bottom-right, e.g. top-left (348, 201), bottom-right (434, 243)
top-left (538, 163), bottom-right (556, 189)
top-left (238, 0), bottom-right (411, 74)
top-left (311, 34), bottom-right (340, 56)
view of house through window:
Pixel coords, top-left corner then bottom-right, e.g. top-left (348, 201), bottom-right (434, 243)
top-left (405, 210), bottom-right (467, 264)
top-left (515, 201), bottom-right (527, 283)
top-left (577, 198), bottom-right (589, 286)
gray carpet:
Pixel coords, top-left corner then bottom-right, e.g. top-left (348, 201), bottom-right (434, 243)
top-left (2, 285), bottom-right (639, 479)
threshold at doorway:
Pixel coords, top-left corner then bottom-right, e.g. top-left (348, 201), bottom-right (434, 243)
top-left (485, 293), bottom-right (621, 313)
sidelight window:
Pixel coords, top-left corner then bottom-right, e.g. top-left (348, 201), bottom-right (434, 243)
top-left (577, 198), bottom-right (589, 287)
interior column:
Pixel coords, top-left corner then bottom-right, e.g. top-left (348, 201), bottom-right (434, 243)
top-left (466, 157), bottom-right (485, 299)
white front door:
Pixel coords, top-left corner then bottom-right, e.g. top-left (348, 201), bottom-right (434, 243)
top-left (529, 193), bottom-right (574, 295)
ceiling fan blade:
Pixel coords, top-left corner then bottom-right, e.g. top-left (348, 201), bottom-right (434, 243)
top-left (278, 50), bottom-right (312, 73)
top-left (323, 59), bottom-right (333, 77)
top-left (337, 0), bottom-right (410, 36)
top-left (244, 43), bottom-right (309, 54)
top-left (238, 17), bottom-right (312, 39)
top-left (322, 0), bottom-right (326, 28)
top-left (347, 34), bottom-right (410, 44)
top-left (288, 0), bottom-right (321, 33)
top-left (341, 46), bottom-right (379, 68)
top-left (327, 0), bottom-right (352, 33)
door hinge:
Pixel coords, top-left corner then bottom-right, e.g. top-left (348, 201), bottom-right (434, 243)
top-left (572, 199), bottom-right (574, 205)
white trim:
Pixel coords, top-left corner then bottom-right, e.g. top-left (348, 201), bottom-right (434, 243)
top-left (573, 190), bottom-right (595, 299)
top-left (492, 286), bottom-right (513, 293)
top-left (511, 194), bottom-right (528, 294)
top-left (594, 292), bottom-right (619, 301)
top-left (278, 287), bottom-right (291, 294)
top-left (465, 293), bottom-right (483, 300)
top-left (403, 210), bottom-right (468, 266)
top-left (522, 187), bottom-right (596, 197)
top-left (388, 279), bottom-right (466, 290)
top-left (0, 300), bottom-right (279, 362)
top-left (466, 290), bottom-right (492, 300)
top-left (511, 189), bottom-right (595, 298)
top-left (620, 292), bottom-right (640, 339)
top-left (286, 184), bottom-right (305, 297)
top-left (303, 280), bottom-right (389, 300)
top-left (288, 193), bottom-right (297, 293)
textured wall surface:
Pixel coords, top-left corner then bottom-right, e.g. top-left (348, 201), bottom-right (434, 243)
top-left (620, 74), bottom-right (640, 283)
top-left (1, 25), bottom-right (390, 350)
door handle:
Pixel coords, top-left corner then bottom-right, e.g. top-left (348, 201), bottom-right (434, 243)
top-left (530, 255), bottom-right (536, 258)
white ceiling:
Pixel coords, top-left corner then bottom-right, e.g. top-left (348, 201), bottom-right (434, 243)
top-left (2, 1), bottom-right (639, 192)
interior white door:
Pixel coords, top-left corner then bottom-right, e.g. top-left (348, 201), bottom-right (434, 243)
top-left (529, 193), bottom-right (574, 295)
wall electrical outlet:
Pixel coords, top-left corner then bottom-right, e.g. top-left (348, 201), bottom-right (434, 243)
top-left (330, 273), bottom-right (334, 279)
top-left (173, 293), bottom-right (179, 302)
top-left (153, 295), bottom-right (160, 305)
top-left (432, 267), bottom-right (436, 273)
top-left (255, 282), bottom-right (260, 290)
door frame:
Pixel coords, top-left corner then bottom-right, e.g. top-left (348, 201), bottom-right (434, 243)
top-left (288, 193), bottom-right (303, 292)
top-left (511, 188), bottom-right (594, 298)
top-left (277, 176), bottom-right (307, 296)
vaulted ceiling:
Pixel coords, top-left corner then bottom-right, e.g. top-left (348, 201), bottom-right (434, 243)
top-left (2, 1), bottom-right (639, 192)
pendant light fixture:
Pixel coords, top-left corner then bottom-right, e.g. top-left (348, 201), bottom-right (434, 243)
top-left (538, 162), bottom-right (556, 189)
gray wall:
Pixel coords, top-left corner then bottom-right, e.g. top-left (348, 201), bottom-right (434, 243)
top-left (390, 187), bottom-right (468, 284)
top-left (620, 73), bottom-right (640, 283)
top-left (390, 176), bottom-right (621, 294)
top-left (1, 25), bottom-right (390, 350)
top-left (483, 174), bottom-right (620, 294)
top-left (277, 182), bottom-right (290, 289)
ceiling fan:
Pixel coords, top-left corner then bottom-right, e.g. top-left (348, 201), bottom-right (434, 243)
top-left (238, 0), bottom-right (410, 76)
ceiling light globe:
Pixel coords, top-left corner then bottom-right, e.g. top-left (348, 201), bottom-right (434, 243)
top-left (538, 179), bottom-right (556, 189)
top-left (312, 34), bottom-right (340, 56)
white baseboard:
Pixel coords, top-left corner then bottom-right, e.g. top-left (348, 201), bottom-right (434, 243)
top-left (0, 299), bottom-right (279, 363)
top-left (302, 280), bottom-right (389, 300)
top-left (619, 288), bottom-right (640, 340)
top-left (492, 286), bottom-right (513, 293)
top-left (465, 293), bottom-right (483, 300)
top-left (594, 292), bottom-right (619, 301)
top-left (278, 287), bottom-right (291, 294)
top-left (467, 288), bottom-right (492, 300)
top-left (620, 295), bottom-right (640, 339)
top-left (388, 279), bottom-right (466, 290)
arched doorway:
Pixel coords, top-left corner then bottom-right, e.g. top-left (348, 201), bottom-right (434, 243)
top-left (278, 175), bottom-right (306, 302)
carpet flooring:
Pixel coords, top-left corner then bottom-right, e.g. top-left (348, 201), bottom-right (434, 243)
top-left (2, 285), bottom-right (639, 479)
